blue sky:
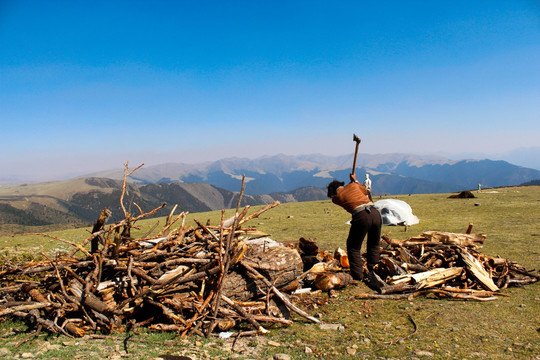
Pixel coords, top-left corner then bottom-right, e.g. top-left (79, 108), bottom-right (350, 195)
top-left (1, 1), bottom-right (540, 181)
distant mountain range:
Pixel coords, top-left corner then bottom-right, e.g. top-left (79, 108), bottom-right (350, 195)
top-left (1, 153), bottom-right (539, 230)
top-left (87, 153), bottom-right (540, 195)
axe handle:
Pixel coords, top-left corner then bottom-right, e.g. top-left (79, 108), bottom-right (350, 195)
top-left (351, 141), bottom-right (360, 175)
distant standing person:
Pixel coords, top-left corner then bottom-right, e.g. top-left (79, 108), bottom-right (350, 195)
top-left (327, 173), bottom-right (382, 281)
top-left (363, 173), bottom-right (373, 201)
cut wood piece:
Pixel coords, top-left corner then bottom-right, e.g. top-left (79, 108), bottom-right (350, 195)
top-left (460, 251), bottom-right (499, 291)
top-left (309, 262), bottom-right (331, 274)
top-left (155, 265), bottom-right (190, 285)
top-left (334, 248), bottom-right (350, 268)
top-left (314, 272), bottom-right (354, 291)
top-left (401, 263), bottom-right (429, 273)
top-left (420, 231), bottom-right (486, 247)
top-left (488, 257), bottom-right (507, 267)
top-left (65, 322), bottom-right (86, 337)
top-left (389, 267), bottom-right (463, 289)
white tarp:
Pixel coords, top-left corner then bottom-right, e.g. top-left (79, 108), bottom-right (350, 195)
top-left (374, 199), bottom-right (419, 226)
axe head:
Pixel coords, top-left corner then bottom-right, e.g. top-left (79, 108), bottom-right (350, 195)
top-left (353, 134), bottom-right (361, 143)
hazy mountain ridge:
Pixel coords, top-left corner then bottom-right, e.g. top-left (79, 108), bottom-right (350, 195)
top-left (85, 153), bottom-right (540, 195)
top-left (87, 153), bottom-right (449, 183)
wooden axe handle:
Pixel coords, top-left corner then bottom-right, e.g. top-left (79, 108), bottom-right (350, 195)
top-left (352, 142), bottom-right (359, 175)
top-left (351, 134), bottom-right (361, 175)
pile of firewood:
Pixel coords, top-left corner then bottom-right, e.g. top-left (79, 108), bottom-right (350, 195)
top-left (354, 227), bottom-right (539, 300)
top-left (0, 164), bottom-right (319, 338)
top-left (293, 226), bottom-right (538, 300)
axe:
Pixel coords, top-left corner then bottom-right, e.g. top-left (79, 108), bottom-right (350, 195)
top-left (351, 134), bottom-right (361, 176)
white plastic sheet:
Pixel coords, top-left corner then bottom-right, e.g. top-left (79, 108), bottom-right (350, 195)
top-left (374, 199), bottom-right (419, 226)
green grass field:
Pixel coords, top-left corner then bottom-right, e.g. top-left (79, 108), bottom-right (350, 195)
top-left (0, 186), bottom-right (539, 359)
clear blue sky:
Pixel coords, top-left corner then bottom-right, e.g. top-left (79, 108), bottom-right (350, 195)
top-left (1, 1), bottom-right (539, 181)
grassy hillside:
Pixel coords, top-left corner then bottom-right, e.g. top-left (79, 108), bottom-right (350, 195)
top-left (0, 177), bottom-right (327, 233)
top-left (0, 186), bottom-right (538, 359)
top-left (0, 177), bottom-right (119, 199)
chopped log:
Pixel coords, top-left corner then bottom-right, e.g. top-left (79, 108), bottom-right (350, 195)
top-left (460, 252), bottom-right (499, 291)
top-left (64, 322), bottom-right (86, 337)
top-left (314, 272), bottom-right (354, 291)
top-left (421, 231), bottom-right (486, 247)
top-left (381, 235), bottom-right (406, 248)
top-left (149, 324), bottom-right (185, 332)
top-left (488, 257), bottom-right (507, 267)
top-left (390, 267), bottom-right (464, 289)
top-left (334, 248), bottom-right (350, 268)
top-left (402, 263), bottom-right (429, 273)
top-left (221, 240), bottom-right (303, 300)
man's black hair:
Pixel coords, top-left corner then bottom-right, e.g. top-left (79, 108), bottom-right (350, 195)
top-left (327, 180), bottom-right (345, 198)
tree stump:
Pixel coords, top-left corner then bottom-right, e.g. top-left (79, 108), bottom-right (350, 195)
top-left (221, 238), bottom-right (303, 301)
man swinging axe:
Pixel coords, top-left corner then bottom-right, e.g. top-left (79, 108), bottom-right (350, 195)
top-left (326, 134), bottom-right (382, 281)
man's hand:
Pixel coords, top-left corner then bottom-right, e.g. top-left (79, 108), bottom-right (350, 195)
top-left (350, 173), bottom-right (358, 183)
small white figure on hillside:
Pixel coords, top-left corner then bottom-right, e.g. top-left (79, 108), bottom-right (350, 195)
top-left (364, 173), bottom-right (373, 201)
top-left (363, 174), bottom-right (372, 191)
